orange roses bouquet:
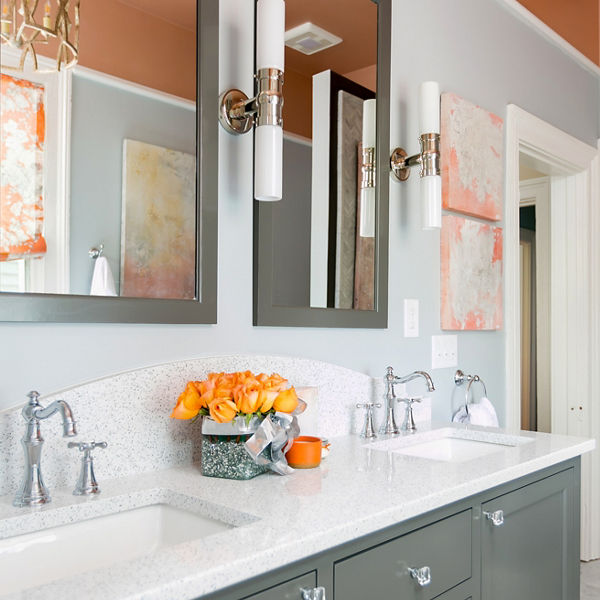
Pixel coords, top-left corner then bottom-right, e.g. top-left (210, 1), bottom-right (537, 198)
top-left (170, 370), bottom-right (299, 424)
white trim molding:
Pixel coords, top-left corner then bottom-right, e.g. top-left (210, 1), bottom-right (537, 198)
top-left (497, 0), bottom-right (600, 78)
top-left (505, 104), bottom-right (599, 559)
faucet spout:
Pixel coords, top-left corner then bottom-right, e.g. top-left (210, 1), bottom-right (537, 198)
top-left (380, 368), bottom-right (435, 436)
top-left (35, 400), bottom-right (77, 437)
top-left (395, 370), bottom-right (435, 393)
top-left (14, 391), bottom-right (77, 507)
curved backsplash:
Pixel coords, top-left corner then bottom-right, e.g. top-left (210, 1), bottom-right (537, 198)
top-left (0, 355), bottom-right (375, 498)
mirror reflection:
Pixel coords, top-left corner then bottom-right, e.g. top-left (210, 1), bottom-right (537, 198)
top-left (0, 0), bottom-right (197, 300)
top-left (270, 0), bottom-right (377, 311)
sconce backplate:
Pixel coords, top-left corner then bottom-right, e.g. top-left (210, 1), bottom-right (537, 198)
top-left (219, 89), bottom-right (254, 135)
top-left (390, 147), bottom-right (410, 182)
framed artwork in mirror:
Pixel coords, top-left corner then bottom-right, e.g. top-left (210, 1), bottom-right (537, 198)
top-left (254, 0), bottom-right (390, 328)
top-left (0, 0), bottom-right (218, 323)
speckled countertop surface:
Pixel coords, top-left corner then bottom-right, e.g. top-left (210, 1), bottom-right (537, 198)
top-left (0, 424), bottom-right (594, 600)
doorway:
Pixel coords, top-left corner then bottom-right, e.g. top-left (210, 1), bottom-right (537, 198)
top-left (505, 105), bottom-right (599, 560)
top-left (518, 170), bottom-right (550, 433)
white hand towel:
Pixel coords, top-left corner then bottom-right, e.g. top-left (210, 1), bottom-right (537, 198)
top-left (467, 397), bottom-right (499, 428)
top-left (90, 256), bottom-right (117, 296)
top-left (452, 406), bottom-right (469, 424)
top-left (452, 397), bottom-right (499, 427)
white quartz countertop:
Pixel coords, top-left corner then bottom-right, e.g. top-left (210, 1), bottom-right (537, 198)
top-left (0, 424), bottom-right (594, 600)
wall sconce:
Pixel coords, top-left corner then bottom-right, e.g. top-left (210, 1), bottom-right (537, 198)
top-left (359, 99), bottom-right (376, 238)
top-left (390, 82), bottom-right (441, 230)
top-left (218, 0), bottom-right (285, 202)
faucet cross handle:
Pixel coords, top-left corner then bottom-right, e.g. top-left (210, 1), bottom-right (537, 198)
top-left (396, 397), bottom-right (422, 433)
top-left (356, 402), bottom-right (382, 439)
top-left (68, 441), bottom-right (107, 453)
top-left (68, 441), bottom-right (108, 495)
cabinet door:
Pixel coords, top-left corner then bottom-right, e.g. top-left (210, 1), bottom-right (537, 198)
top-left (242, 571), bottom-right (317, 600)
top-left (334, 509), bottom-right (472, 600)
top-left (481, 468), bottom-right (577, 600)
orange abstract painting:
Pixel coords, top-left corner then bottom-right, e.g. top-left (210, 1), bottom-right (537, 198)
top-left (441, 93), bottom-right (503, 222)
top-left (0, 73), bottom-right (47, 261)
top-left (120, 139), bottom-right (196, 299)
top-left (441, 215), bottom-right (503, 330)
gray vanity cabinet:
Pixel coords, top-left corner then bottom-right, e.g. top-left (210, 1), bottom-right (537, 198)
top-left (201, 459), bottom-right (579, 600)
top-left (480, 468), bottom-right (578, 600)
top-left (334, 509), bottom-right (472, 599)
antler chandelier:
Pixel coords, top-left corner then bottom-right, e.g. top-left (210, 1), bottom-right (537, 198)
top-left (1, 0), bottom-right (80, 72)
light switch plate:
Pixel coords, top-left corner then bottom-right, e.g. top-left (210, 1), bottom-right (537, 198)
top-left (431, 335), bottom-right (458, 369)
top-left (404, 299), bottom-right (419, 337)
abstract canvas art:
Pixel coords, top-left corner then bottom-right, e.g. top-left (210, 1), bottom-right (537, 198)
top-left (441, 215), bottom-right (503, 330)
top-left (121, 139), bottom-right (196, 299)
top-left (441, 93), bottom-right (503, 221)
top-left (0, 73), bottom-right (47, 261)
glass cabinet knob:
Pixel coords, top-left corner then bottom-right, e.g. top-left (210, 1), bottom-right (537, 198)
top-left (300, 586), bottom-right (327, 600)
top-left (483, 509), bottom-right (505, 527)
top-left (409, 565), bottom-right (432, 587)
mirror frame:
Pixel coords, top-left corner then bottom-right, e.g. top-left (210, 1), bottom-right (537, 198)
top-left (253, 0), bottom-right (390, 328)
top-left (0, 0), bottom-right (218, 323)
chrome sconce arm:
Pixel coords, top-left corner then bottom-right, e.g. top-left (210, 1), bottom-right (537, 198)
top-left (219, 68), bottom-right (284, 135)
top-left (218, 0), bottom-right (285, 202)
top-left (390, 133), bottom-right (440, 182)
top-left (389, 81), bottom-right (442, 230)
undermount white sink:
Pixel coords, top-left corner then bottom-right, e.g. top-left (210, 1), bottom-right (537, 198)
top-left (0, 502), bottom-right (233, 594)
top-left (367, 427), bottom-right (532, 463)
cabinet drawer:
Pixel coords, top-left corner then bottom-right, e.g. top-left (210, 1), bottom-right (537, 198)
top-left (242, 571), bottom-right (316, 600)
top-left (334, 509), bottom-right (472, 600)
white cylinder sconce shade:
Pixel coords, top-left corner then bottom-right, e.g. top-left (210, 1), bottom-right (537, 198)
top-left (419, 81), bottom-right (441, 230)
top-left (255, 0), bottom-right (285, 201)
top-left (255, 125), bottom-right (283, 201)
top-left (418, 81), bottom-right (440, 134)
top-left (421, 174), bottom-right (442, 230)
top-left (256, 0), bottom-right (285, 72)
top-left (362, 99), bottom-right (376, 148)
top-left (360, 187), bottom-right (376, 237)
top-left (360, 98), bottom-right (377, 237)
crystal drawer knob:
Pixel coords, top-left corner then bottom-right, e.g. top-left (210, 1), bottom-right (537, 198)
top-left (409, 565), bottom-right (432, 587)
top-left (300, 586), bottom-right (327, 600)
top-left (483, 509), bottom-right (505, 527)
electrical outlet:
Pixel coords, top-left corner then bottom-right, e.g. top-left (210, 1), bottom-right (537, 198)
top-left (404, 299), bottom-right (419, 337)
top-left (431, 335), bottom-right (458, 369)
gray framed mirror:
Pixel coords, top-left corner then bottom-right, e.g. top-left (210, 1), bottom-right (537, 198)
top-left (0, 0), bottom-right (217, 323)
top-left (254, 0), bottom-right (390, 327)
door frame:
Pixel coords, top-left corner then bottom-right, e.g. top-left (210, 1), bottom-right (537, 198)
top-left (504, 104), bottom-right (599, 559)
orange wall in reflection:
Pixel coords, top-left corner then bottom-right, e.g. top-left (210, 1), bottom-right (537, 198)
top-left (517, 0), bottom-right (599, 66)
top-left (38, 0), bottom-right (196, 100)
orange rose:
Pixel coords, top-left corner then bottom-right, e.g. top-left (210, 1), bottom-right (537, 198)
top-left (208, 398), bottom-right (238, 423)
top-left (258, 389), bottom-right (278, 413)
top-left (266, 373), bottom-right (288, 392)
top-left (234, 380), bottom-right (262, 413)
top-left (273, 387), bottom-right (299, 413)
top-left (171, 382), bottom-right (202, 420)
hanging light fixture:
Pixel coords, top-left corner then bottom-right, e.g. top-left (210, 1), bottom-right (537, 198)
top-left (218, 0), bottom-right (285, 202)
top-left (0, 0), bottom-right (80, 72)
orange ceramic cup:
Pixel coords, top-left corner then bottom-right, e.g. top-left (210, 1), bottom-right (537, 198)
top-left (285, 436), bottom-right (324, 469)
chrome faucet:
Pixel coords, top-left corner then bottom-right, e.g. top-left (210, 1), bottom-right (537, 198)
top-left (380, 367), bottom-right (435, 434)
top-left (14, 390), bottom-right (77, 507)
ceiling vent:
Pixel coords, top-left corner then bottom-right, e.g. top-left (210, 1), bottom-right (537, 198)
top-left (284, 22), bottom-right (343, 55)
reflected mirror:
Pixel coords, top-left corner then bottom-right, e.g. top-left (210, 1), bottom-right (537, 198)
top-left (0, 0), bottom-right (218, 322)
top-left (254, 0), bottom-right (389, 327)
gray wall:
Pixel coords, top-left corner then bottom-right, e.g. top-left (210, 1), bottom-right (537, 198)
top-left (69, 73), bottom-right (196, 295)
top-left (272, 137), bottom-right (312, 307)
top-left (0, 0), bottom-right (598, 421)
